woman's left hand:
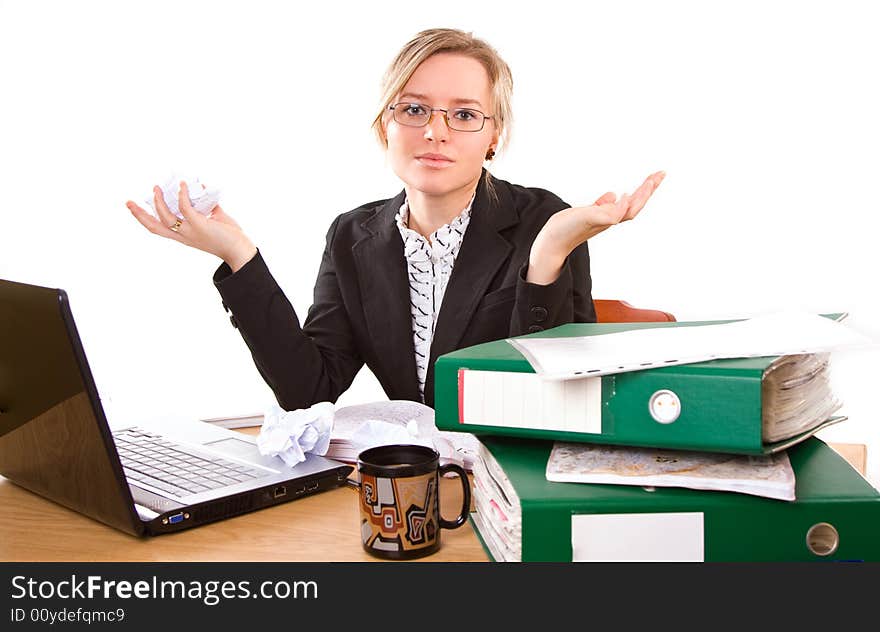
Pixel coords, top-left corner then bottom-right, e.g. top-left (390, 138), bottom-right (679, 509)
top-left (527, 170), bottom-right (666, 284)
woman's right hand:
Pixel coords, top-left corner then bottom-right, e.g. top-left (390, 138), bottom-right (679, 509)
top-left (126, 181), bottom-right (258, 272)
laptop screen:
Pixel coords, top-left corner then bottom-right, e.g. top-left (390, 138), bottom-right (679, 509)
top-left (0, 280), bottom-right (88, 437)
top-left (0, 278), bottom-right (143, 535)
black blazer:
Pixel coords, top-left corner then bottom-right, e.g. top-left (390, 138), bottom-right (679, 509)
top-left (213, 172), bottom-right (596, 409)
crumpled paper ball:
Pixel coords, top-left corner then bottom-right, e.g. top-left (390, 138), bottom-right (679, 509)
top-left (255, 402), bottom-right (334, 467)
top-left (145, 172), bottom-right (221, 219)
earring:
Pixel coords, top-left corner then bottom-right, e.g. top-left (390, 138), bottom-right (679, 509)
top-left (485, 148), bottom-right (496, 161)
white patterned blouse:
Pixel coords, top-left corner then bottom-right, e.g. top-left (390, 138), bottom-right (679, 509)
top-left (394, 196), bottom-right (474, 402)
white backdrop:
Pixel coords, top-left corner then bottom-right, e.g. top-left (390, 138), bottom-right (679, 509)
top-left (2, 0), bottom-right (878, 484)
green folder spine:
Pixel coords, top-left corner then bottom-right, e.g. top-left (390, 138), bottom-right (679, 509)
top-left (435, 320), bottom-right (842, 455)
top-left (473, 436), bottom-right (880, 562)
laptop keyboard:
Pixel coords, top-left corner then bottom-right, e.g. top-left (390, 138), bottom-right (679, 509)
top-left (113, 427), bottom-right (269, 498)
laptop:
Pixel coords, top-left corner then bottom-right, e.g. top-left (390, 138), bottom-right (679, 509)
top-left (0, 278), bottom-right (353, 536)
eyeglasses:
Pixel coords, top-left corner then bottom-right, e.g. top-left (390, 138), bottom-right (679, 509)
top-left (388, 102), bottom-right (493, 132)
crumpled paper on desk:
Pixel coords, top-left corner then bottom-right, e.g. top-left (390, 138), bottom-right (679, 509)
top-left (144, 172), bottom-right (221, 219)
top-left (256, 402), bottom-right (333, 467)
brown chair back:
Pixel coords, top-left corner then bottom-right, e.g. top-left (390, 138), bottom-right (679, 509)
top-left (594, 299), bottom-right (676, 323)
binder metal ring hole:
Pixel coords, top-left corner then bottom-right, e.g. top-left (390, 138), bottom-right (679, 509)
top-left (648, 389), bottom-right (681, 424)
top-left (805, 522), bottom-right (839, 556)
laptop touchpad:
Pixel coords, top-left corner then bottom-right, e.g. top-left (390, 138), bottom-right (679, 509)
top-left (204, 437), bottom-right (282, 469)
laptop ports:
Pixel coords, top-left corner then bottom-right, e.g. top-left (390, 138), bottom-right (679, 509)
top-left (307, 481), bottom-right (319, 492)
top-left (164, 512), bottom-right (186, 525)
top-left (273, 486), bottom-right (287, 499)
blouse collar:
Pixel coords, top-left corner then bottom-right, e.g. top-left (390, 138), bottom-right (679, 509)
top-left (394, 194), bottom-right (475, 261)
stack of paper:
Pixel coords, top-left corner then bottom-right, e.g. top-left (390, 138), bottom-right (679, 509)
top-left (761, 353), bottom-right (841, 442)
top-left (326, 400), bottom-right (479, 471)
top-left (471, 440), bottom-right (523, 562)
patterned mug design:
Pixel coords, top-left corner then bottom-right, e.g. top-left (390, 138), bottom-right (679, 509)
top-left (358, 445), bottom-right (470, 560)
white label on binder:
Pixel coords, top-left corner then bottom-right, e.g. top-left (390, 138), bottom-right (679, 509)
top-left (571, 512), bottom-right (705, 562)
top-left (460, 371), bottom-right (602, 434)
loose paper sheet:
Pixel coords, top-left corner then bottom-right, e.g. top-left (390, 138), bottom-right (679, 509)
top-left (546, 441), bottom-right (796, 501)
top-left (509, 311), bottom-right (873, 379)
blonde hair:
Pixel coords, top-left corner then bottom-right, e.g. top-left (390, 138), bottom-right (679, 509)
top-left (372, 28), bottom-right (514, 196)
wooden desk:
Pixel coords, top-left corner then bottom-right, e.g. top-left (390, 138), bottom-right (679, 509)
top-left (0, 429), bottom-right (866, 562)
top-left (0, 474), bottom-right (487, 562)
top-left (0, 426), bottom-right (488, 562)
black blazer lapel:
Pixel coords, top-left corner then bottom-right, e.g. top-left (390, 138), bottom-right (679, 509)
top-left (427, 175), bottom-right (519, 393)
top-left (353, 191), bottom-right (421, 401)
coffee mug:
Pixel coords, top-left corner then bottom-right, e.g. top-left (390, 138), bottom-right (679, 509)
top-left (357, 444), bottom-right (471, 559)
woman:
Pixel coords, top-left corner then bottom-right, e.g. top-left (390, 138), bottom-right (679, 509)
top-left (126, 28), bottom-right (664, 410)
